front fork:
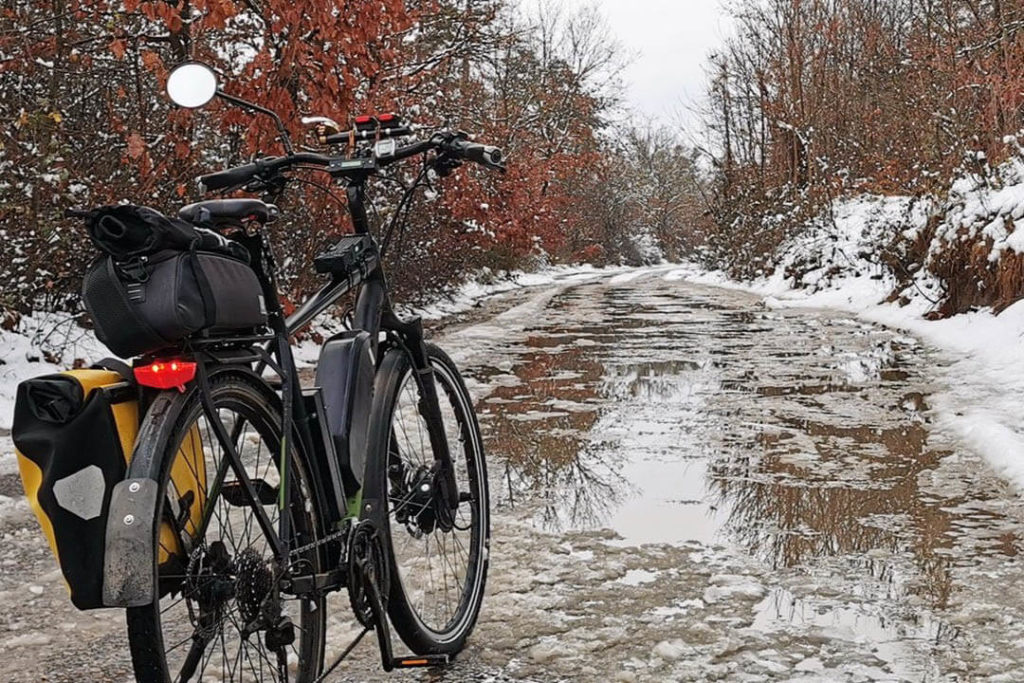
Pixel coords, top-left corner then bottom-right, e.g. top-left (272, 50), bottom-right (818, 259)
top-left (381, 310), bottom-right (460, 514)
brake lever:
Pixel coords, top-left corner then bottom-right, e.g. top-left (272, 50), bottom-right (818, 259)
top-left (431, 153), bottom-right (463, 178)
top-left (244, 172), bottom-right (288, 195)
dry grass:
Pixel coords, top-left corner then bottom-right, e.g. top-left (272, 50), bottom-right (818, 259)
top-left (924, 220), bottom-right (1024, 316)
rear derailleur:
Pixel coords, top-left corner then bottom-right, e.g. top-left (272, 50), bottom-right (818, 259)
top-left (176, 541), bottom-right (295, 681)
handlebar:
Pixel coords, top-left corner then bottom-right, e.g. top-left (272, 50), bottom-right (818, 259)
top-left (200, 162), bottom-right (262, 192)
top-left (323, 125), bottom-right (414, 146)
top-left (199, 153), bottom-right (332, 191)
top-left (443, 137), bottom-right (504, 170)
top-left (198, 132), bottom-right (505, 192)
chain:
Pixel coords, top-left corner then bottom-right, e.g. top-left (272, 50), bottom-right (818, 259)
top-left (288, 525), bottom-right (350, 560)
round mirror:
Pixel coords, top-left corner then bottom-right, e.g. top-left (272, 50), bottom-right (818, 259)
top-left (166, 62), bottom-right (218, 108)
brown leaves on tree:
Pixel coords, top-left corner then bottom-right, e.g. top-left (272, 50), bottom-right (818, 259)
top-left (126, 132), bottom-right (146, 160)
top-left (0, 0), bottom-right (667, 317)
top-left (109, 38), bottom-right (126, 59)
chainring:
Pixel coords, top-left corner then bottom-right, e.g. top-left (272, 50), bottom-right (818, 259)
top-left (346, 522), bottom-right (390, 628)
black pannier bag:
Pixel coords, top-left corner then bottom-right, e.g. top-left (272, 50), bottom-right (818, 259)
top-left (11, 368), bottom-right (138, 610)
top-left (12, 366), bottom-right (206, 610)
top-left (79, 205), bottom-right (267, 358)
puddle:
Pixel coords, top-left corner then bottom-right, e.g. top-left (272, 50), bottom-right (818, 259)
top-left (751, 585), bottom-right (952, 680)
top-left (460, 275), bottom-right (1024, 671)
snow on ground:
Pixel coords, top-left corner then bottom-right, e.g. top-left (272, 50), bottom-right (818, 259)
top-left (675, 193), bottom-right (1024, 493)
top-left (0, 313), bottom-right (111, 431)
top-left (0, 263), bottom-right (632, 429)
top-left (408, 263), bottom-right (630, 321)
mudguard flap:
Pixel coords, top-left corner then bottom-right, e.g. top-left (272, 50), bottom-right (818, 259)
top-left (103, 477), bottom-right (158, 607)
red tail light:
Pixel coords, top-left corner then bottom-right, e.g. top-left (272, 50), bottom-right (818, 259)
top-left (376, 112), bottom-right (395, 122)
top-left (354, 115), bottom-right (373, 125)
top-left (134, 360), bottom-right (197, 391)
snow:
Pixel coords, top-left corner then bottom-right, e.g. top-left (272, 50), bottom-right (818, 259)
top-left (409, 263), bottom-right (628, 321)
top-left (0, 313), bottom-right (110, 430)
top-left (616, 569), bottom-right (661, 586)
top-left (703, 574), bottom-right (767, 604)
top-left (0, 263), bottom-right (623, 428)
top-left (673, 191), bottom-right (1024, 494)
top-left (652, 639), bottom-right (688, 660)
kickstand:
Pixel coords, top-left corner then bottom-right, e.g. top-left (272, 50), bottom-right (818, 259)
top-left (361, 551), bottom-right (398, 672)
top-left (362, 551), bottom-right (450, 672)
top-left (315, 528), bottom-right (449, 680)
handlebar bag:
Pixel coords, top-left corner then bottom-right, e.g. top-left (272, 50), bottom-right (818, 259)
top-left (12, 368), bottom-right (206, 609)
top-left (81, 249), bottom-right (268, 358)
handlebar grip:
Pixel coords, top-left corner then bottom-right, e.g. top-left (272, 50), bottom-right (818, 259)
top-left (199, 162), bottom-right (260, 192)
top-left (448, 138), bottom-right (505, 169)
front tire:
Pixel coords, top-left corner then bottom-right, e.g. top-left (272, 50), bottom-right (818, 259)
top-left (366, 343), bottom-right (490, 655)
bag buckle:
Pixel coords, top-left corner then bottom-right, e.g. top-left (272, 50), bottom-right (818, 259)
top-left (118, 256), bottom-right (150, 283)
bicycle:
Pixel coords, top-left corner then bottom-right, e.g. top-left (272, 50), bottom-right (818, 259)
top-left (102, 62), bottom-right (503, 681)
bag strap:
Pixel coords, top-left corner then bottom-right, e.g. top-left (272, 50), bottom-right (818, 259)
top-left (91, 357), bottom-right (134, 384)
top-left (187, 250), bottom-right (218, 326)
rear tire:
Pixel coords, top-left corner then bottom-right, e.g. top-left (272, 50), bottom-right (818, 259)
top-left (125, 369), bottom-right (326, 682)
top-left (366, 343), bottom-right (490, 655)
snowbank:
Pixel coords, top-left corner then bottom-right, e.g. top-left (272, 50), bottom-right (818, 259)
top-left (0, 314), bottom-right (110, 431)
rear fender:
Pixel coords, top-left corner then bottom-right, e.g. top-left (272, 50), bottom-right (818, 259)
top-left (102, 363), bottom-right (324, 607)
top-left (103, 477), bottom-right (160, 607)
top-left (102, 365), bottom-right (258, 607)
top-left (102, 384), bottom-right (188, 607)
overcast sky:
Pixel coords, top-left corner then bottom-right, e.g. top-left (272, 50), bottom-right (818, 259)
top-left (554, 0), bottom-right (733, 133)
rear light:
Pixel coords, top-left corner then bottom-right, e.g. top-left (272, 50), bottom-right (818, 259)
top-left (354, 115), bottom-right (373, 125)
top-left (376, 112), bottom-right (395, 122)
top-left (134, 360), bottom-right (197, 391)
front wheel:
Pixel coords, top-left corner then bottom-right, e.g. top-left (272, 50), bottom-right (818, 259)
top-left (366, 343), bottom-right (490, 655)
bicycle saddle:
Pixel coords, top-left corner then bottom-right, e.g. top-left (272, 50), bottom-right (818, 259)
top-left (178, 199), bottom-right (277, 225)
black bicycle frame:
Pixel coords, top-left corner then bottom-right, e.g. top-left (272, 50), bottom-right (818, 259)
top-left (194, 177), bottom-right (458, 573)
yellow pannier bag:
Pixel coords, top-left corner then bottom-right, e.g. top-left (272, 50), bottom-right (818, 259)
top-left (11, 367), bottom-right (204, 609)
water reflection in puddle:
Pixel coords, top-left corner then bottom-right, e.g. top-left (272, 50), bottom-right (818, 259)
top-left (469, 278), bottom-right (1022, 617)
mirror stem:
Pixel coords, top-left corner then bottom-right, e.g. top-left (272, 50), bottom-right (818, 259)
top-left (215, 89), bottom-right (294, 156)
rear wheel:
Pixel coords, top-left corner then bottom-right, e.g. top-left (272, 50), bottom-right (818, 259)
top-left (367, 343), bottom-right (490, 655)
top-left (126, 370), bottom-right (326, 682)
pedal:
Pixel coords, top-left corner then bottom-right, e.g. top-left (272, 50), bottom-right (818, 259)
top-left (392, 655), bottom-right (450, 668)
top-left (313, 235), bottom-right (378, 277)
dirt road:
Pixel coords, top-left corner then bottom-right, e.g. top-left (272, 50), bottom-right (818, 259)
top-left (2, 268), bottom-right (1023, 681)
